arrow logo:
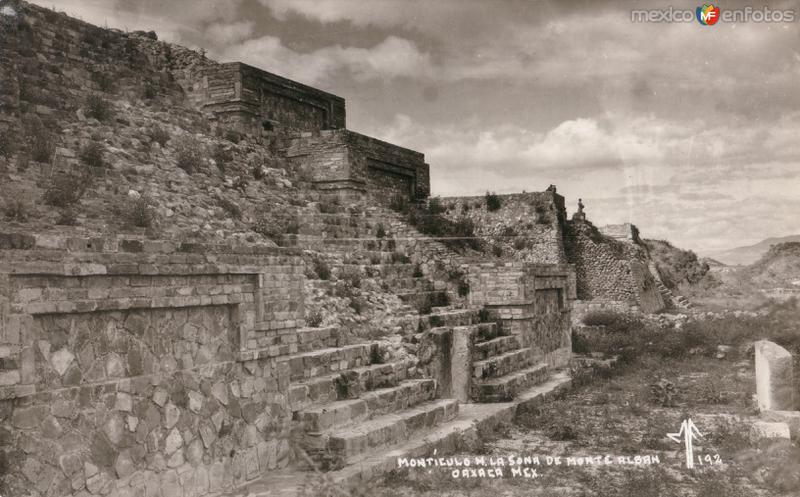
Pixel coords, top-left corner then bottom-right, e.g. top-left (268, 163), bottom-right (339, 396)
top-left (667, 418), bottom-right (703, 468)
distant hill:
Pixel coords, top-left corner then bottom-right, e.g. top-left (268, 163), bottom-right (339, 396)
top-left (704, 235), bottom-right (800, 266)
top-left (642, 239), bottom-right (710, 289)
top-left (743, 242), bottom-right (800, 289)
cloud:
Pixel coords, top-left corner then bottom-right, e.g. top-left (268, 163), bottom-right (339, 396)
top-left (218, 35), bottom-right (432, 85)
top-left (206, 21), bottom-right (255, 44)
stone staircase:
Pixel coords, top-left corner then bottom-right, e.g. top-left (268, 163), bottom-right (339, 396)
top-left (648, 262), bottom-right (692, 310)
top-left (280, 327), bottom-right (459, 469)
top-left (278, 206), bottom-right (467, 317)
top-left (469, 323), bottom-right (550, 402)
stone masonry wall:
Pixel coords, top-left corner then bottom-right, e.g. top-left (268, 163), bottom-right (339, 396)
top-left (0, 233), bottom-right (306, 497)
top-left (439, 192), bottom-right (567, 265)
top-left (284, 130), bottom-right (430, 200)
top-left (185, 62), bottom-right (346, 135)
top-left (564, 220), bottom-right (664, 314)
top-left (467, 262), bottom-right (575, 367)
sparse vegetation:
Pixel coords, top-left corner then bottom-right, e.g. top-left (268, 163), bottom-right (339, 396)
top-left (318, 198), bottom-right (341, 214)
top-left (147, 126), bottom-right (170, 147)
top-left (216, 197), bottom-right (242, 220)
top-left (91, 70), bottom-right (115, 92)
top-left (22, 115), bottom-right (55, 163)
top-left (403, 201), bottom-right (481, 252)
top-left (55, 209), bottom-right (77, 226)
top-left (485, 191), bottom-right (502, 211)
top-left (582, 310), bottom-right (643, 333)
top-left (212, 144), bottom-right (233, 173)
top-left (0, 127), bottom-right (16, 159)
top-left (173, 135), bottom-right (204, 174)
top-left (3, 198), bottom-right (30, 222)
top-left (313, 259), bottom-right (332, 280)
top-left (79, 141), bottom-right (106, 168)
top-left (123, 194), bottom-right (158, 228)
top-left (43, 172), bottom-right (90, 207)
top-left (85, 94), bottom-right (114, 121)
top-left (417, 291), bottom-right (450, 315)
top-left (305, 310), bottom-right (323, 328)
top-left (391, 252), bottom-right (410, 264)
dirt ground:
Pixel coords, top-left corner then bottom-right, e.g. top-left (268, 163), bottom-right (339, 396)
top-left (370, 353), bottom-right (800, 497)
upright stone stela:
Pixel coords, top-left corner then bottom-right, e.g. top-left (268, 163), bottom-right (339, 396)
top-left (755, 340), bottom-right (795, 411)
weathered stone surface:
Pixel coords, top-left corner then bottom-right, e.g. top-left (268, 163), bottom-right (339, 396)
top-left (751, 420), bottom-right (791, 440)
top-left (199, 422), bottom-right (217, 449)
top-left (188, 390), bottom-right (204, 413)
top-left (12, 405), bottom-right (46, 429)
top-left (164, 428), bottom-right (183, 455)
top-left (761, 410), bottom-right (800, 440)
top-left (50, 347), bottom-right (76, 376)
top-left (114, 452), bottom-right (135, 478)
top-left (106, 353), bottom-right (126, 378)
top-left (211, 382), bottom-right (229, 405)
top-left (59, 453), bottom-right (83, 476)
top-left (186, 437), bottom-right (204, 466)
top-left (103, 414), bottom-right (126, 445)
top-left (160, 470), bottom-right (181, 497)
top-left (152, 387), bottom-right (168, 407)
top-left (164, 403), bottom-right (181, 429)
top-left (755, 340), bottom-right (795, 411)
top-left (115, 393), bottom-right (133, 412)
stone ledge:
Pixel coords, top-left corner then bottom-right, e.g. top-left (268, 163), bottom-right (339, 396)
top-left (0, 232), bottom-right (302, 256)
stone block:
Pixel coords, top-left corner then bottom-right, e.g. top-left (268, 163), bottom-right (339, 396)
top-left (761, 410), bottom-right (800, 440)
top-left (451, 326), bottom-right (473, 402)
top-left (750, 420), bottom-right (791, 441)
top-left (755, 340), bottom-right (794, 411)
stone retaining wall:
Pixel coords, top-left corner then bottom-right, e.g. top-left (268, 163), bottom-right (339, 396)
top-left (467, 262), bottom-right (575, 367)
top-left (0, 233), bottom-right (306, 497)
top-left (187, 62), bottom-right (346, 135)
top-left (285, 130), bottom-right (430, 201)
top-left (564, 221), bottom-right (664, 314)
top-left (439, 192), bottom-right (567, 265)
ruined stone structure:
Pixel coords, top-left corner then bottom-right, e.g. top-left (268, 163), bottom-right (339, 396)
top-left (185, 62), bottom-right (346, 135)
top-left (565, 217), bottom-right (665, 316)
top-left (0, 234), bottom-right (305, 496)
top-left (439, 192), bottom-right (567, 265)
top-left (0, 2), bottom-right (675, 496)
top-left (285, 130), bottom-right (430, 201)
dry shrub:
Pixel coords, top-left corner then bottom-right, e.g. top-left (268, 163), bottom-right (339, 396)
top-left (172, 135), bottom-right (204, 174)
top-left (86, 94), bottom-right (114, 121)
top-left (79, 141), bottom-right (106, 168)
top-left (3, 198), bottom-right (30, 222)
top-left (124, 195), bottom-right (158, 228)
top-left (43, 172), bottom-right (90, 207)
top-left (148, 126), bottom-right (170, 147)
top-left (22, 115), bottom-right (55, 163)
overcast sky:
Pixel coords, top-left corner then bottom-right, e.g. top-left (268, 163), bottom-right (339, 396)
top-left (32, 0), bottom-right (800, 253)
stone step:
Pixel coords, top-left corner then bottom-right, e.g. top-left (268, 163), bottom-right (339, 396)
top-left (256, 326), bottom-right (341, 354)
top-left (417, 308), bottom-right (476, 330)
top-left (332, 263), bottom-right (419, 278)
top-left (473, 348), bottom-right (535, 380)
top-left (288, 360), bottom-right (414, 411)
top-left (281, 344), bottom-right (374, 382)
top-left (298, 379), bottom-right (437, 432)
top-left (307, 275), bottom-right (433, 293)
top-left (474, 335), bottom-right (522, 361)
top-left (309, 398), bottom-right (459, 466)
top-left (471, 363), bottom-right (549, 402)
top-left (473, 322), bottom-right (501, 342)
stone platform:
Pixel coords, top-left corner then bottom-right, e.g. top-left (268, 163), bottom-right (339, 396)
top-left (214, 372), bottom-right (571, 497)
